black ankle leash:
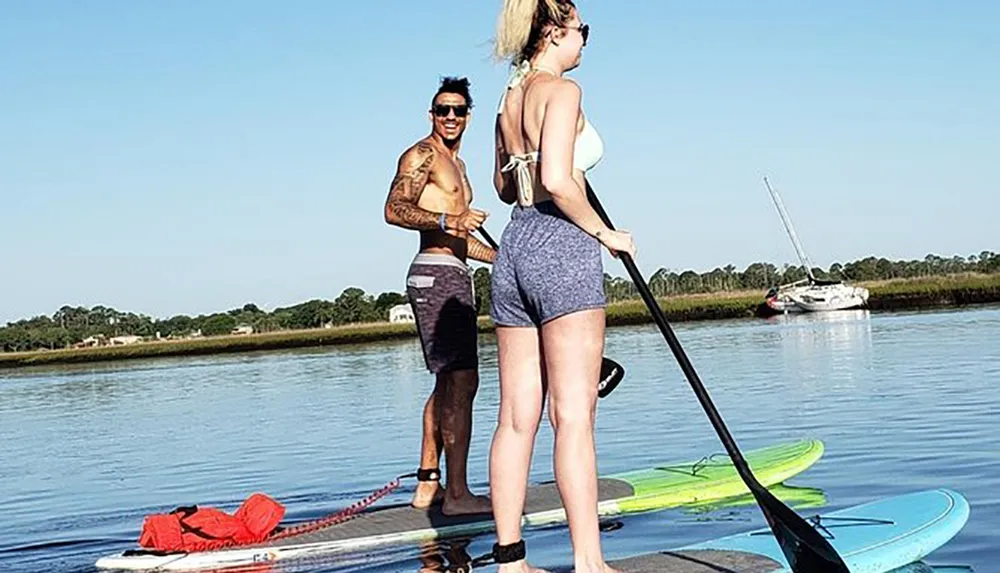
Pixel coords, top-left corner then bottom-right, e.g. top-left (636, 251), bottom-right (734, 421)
top-left (447, 539), bottom-right (525, 573)
top-left (416, 467), bottom-right (441, 482)
top-left (397, 467), bottom-right (441, 482)
top-left (491, 539), bottom-right (525, 563)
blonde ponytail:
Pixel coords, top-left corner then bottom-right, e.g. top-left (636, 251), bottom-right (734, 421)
top-left (493, 0), bottom-right (575, 64)
top-left (493, 0), bottom-right (538, 63)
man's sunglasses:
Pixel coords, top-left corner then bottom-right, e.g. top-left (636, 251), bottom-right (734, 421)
top-left (432, 104), bottom-right (470, 118)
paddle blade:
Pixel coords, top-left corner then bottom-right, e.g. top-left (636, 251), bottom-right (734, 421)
top-left (754, 485), bottom-right (851, 573)
top-left (598, 358), bottom-right (624, 398)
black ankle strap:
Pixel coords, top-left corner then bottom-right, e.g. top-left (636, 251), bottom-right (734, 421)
top-left (416, 467), bottom-right (441, 482)
top-left (492, 539), bottom-right (525, 564)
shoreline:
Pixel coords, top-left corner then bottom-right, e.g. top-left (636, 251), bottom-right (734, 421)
top-left (3, 274), bottom-right (998, 370)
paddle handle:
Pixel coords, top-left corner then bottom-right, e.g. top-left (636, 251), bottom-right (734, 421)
top-left (583, 181), bottom-right (761, 488)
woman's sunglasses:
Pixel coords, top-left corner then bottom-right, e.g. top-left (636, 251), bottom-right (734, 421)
top-left (569, 23), bottom-right (590, 45)
top-left (432, 104), bottom-right (470, 118)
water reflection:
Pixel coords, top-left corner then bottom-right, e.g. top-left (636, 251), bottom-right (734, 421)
top-left (768, 309), bottom-right (873, 357)
top-left (413, 538), bottom-right (477, 573)
top-left (760, 310), bottom-right (875, 396)
top-left (681, 483), bottom-right (827, 515)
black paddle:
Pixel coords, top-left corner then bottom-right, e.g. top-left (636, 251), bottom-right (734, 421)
top-left (583, 181), bottom-right (850, 573)
top-left (476, 227), bottom-right (624, 399)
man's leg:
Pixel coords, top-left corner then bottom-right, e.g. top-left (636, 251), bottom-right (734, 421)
top-left (407, 255), bottom-right (489, 515)
top-left (407, 259), bottom-right (448, 509)
top-left (440, 367), bottom-right (492, 516)
top-left (412, 375), bottom-right (445, 509)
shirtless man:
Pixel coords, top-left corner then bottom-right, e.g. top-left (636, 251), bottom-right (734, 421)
top-left (384, 76), bottom-right (495, 516)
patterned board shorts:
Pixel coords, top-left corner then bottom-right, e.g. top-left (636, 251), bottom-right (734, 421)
top-left (405, 253), bottom-right (479, 374)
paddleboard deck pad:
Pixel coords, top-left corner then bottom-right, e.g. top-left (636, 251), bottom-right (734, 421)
top-left (609, 489), bottom-right (969, 573)
top-left (96, 439), bottom-right (823, 571)
top-left (612, 550), bottom-right (781, 572)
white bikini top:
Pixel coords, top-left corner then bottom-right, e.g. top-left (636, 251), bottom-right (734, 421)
top-left (497, 61), bottom-right (604, 206)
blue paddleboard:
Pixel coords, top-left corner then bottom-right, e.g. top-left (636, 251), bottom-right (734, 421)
top-left (611, 489), bottom-right (969, 573)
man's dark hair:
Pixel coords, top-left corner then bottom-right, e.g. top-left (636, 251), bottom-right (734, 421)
top-left (431, 76), bottom-right (473, 109)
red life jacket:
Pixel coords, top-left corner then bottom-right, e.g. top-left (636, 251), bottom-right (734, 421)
top-left (138, 492), bottom-right (285, 553)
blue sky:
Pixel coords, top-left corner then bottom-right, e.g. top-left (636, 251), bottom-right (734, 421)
top-left (2, 0), bottom-right (997, 324)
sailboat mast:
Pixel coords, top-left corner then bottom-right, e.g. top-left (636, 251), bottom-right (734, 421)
top-left (763, 177), bottom-right (816, 282)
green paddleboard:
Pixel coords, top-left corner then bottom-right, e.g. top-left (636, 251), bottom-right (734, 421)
top-left (604, 438), bottom-right (825, 516)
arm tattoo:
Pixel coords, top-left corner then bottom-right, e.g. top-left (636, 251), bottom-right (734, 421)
top-left (467, 235), bottom-right (496, 264)
top-left (384, 142), bottom-right (441, 231)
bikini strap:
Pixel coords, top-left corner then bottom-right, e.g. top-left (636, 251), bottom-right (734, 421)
top-left (500, 153), bottom-right (538, 207)
top-left (497, 60), bottom-right (532, 112)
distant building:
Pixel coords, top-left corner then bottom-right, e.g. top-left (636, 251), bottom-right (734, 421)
top-left (76, 335), bottom-right (105, 348)
top-left (389, 303), bottom-right (415, 324)
top-left (232, 325), bottom-right (254, 335)
top-left (109, 335), bottom-right (142, 346)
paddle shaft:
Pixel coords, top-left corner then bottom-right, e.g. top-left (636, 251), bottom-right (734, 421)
top-left (583, 181), bottom-right (760, 486)
top-left (477, 227), bottom-right (501, 254)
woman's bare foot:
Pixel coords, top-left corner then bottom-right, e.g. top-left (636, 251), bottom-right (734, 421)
top-left (574, 562), bottom-right (623, 573)
top-left (440, 491), bottom-right (493, 516)
top-left (411, 480), bottom-right (445, 509)
top-left (497, 561), bottom-right (549, 573)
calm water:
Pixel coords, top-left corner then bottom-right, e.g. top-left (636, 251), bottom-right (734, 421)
top-left (1, 306), bottom-right (998, 573)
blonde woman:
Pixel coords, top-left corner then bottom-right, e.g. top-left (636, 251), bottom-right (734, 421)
top-left (487, 1), bottom-right (635, 572)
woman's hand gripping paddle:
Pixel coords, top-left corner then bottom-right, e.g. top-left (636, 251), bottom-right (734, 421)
top-left (476, 227), bottom-right (625, 399)
top-left (583, 180), bottom-right (850, 573)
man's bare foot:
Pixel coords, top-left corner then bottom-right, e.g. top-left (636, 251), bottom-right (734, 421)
top-left (411, 480), bottom-right (445, 510)
top-left (440, 491), bottom-right (493, 516)
top-left (497, 561), bottom-right (549, 573)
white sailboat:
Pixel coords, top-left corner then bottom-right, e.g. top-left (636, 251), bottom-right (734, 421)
top-left (762, 177), bottom-right (869, 313)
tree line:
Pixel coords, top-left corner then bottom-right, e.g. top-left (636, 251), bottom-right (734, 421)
top-left (2, 251), bottom-right (997, 353)
top-left (0, 289), bottom-right (407, 353)
top-left (604, 250), bottom-right (1000, 303)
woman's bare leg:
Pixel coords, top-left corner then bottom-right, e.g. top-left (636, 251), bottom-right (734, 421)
top-left (490, 325), bottom-right (549, 573)
top-left (543, 308), bottom-right (620, 573)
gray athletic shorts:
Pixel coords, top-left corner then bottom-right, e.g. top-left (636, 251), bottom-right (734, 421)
top-left (490, 201), bottom-right (606, 327)
top-left (406, 253), bottom-right (479, 374)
